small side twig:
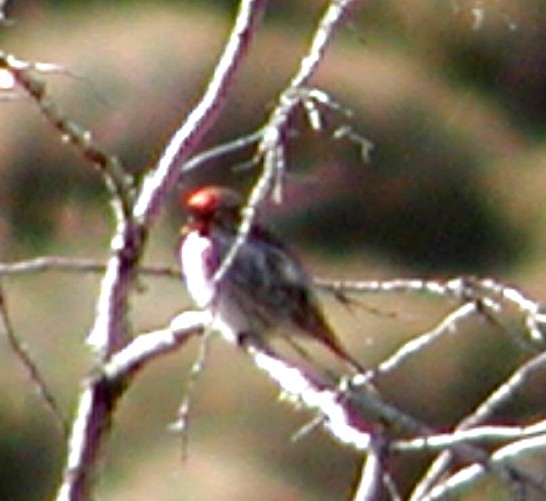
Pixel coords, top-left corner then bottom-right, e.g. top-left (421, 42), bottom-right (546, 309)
top-left (410, 349), bottom-right (546, 500)
top-left (133, 0), bottom-right (268, 226)
top-left (421, 433), bottom-right (546, 501)
top-left (368, 301), bottom-right (478, 381)
top-left (56, 310), bottom-right (205, 501)
top-left (213, 0), bottom-right (361, 286)
top-left (0, 280), bottom-right (69, 437)
top-left (0, 52), bottom-right (133, 222)
top-left (353, 434), bottom-right (388, 501)
top-left (0, 256), bottom-right (178, 279)
top-left (170, 329), bottom-right (212, 461)
top-left (180, 129), bottom-right (263, 175)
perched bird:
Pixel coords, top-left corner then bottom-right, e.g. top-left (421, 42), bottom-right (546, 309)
top-left (179, 185), bottom-right (365, 373)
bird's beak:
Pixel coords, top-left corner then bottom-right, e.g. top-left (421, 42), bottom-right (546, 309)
top-left (181, 215), bottom-right (203, 236)
top-left (181, 213), bottom-right (210, 236)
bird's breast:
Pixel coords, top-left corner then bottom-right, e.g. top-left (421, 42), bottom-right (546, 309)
top-left (180, 231), bottom-right (216, 307)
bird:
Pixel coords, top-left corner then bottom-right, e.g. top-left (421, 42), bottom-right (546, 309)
top-left (179, 185), bottom-right (365, 374)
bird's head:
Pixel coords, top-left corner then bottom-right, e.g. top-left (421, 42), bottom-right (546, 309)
top-left (182, 186), bottom-right (242, 235)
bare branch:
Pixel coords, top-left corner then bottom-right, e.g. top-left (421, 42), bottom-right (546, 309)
top-left (134, 0), bottom-right (268, 226)
top-left (421, 433), bottom-right (546, 500)
top-left (170, 331), bottom-right (212, 461)
top-left (0, 256), bottom-right (178, 279)
top-left (85, 0), bottom-right (270, 354)
top-left (101, 311), bottom-right (206, 382)
top-left (369, 302), bottom-right (478, 381)
top-left (0, 52), bottom-right (133, 222)
top-left (214, 0), bottom-right (361, 285)
top-left (180, 129), bottom-right (263, 175)
top-left (0, 281), bottom-right (69, 437)
top-left (246, 336), bottom-right (546, 498)
top-left (56, 311), bottom-right (205, 501)
top-left (4, 1), bottom-right (545, 497)
top-left (477, 277), bottom-right (546, 343)
top-left (396, 419), bottom-right (546, 453)
top-left (58, 3), bottom-right (268, 499)
top-left (411, 349), bottom-right (546, 500)
top-left (353, 435), bottom-right (386, 501)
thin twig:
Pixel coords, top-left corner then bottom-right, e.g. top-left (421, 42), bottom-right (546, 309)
top-left (367, 302), bottom-right (478, 382)
top-left (248, 339), bottom-right (545, 496)
top-left (410, 349), bottom-right (546, 500)
top-left (213, 0), bottom-right (361, 285)
top-left (0, 280), bottom-right (69, 437)
top-left (170, 331), bottom-right (212, 461)
top-left (180, 129), bottom-right (263, 176)
top-left (353, 435), bottom-right (386, 501)
top-left (133, 0), bottom-right (268, 226)
top-left (0, 256), bottom-right (178, 279)
top-left (421, 433), bottom-right (546, 500)
top-left (0, 52), bottom-right (133, 223)
top-left (396, 419), bottom-right (546, 453)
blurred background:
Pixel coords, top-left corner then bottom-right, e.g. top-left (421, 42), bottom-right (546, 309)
top-left (1, 0), bottom-right (546, 499)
